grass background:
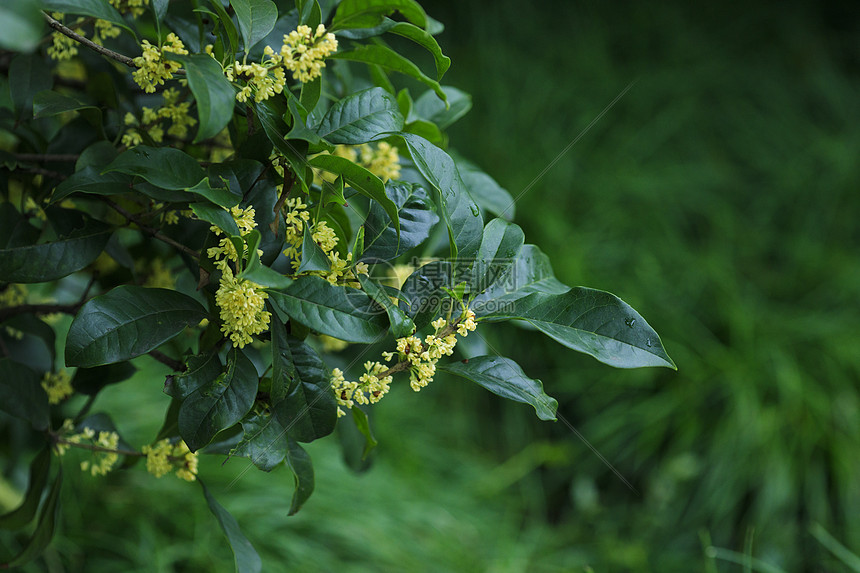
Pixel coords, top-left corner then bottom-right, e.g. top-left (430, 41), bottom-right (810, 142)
top-left (4, 0), bottom-right (860, 571)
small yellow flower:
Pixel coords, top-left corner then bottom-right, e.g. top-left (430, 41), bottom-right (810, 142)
top-left (41, 370), bottom-right (73, 405)
top-left (280, 24), bottom-right (338, 83)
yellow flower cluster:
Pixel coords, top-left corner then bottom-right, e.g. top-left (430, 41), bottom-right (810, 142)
top-left (319, 334), bottom-right (349, 352)
top-left (132, 33), bottom-right (188, 93)
top-left (41, 370), bottom-right (73, 405)
top-left (317, 143), bottom-right (401, 184)
top-left (93, 19), bottom-right (121, 45)
top-left (331, 310), bottom-right (478, 415)
top-left (143, 258), bottom-right (175, 289)
top-left (110, 0), bottom-right (150, 18)
top-left (56, 420), bottom-right (121, 477)
top-left (47, 14), bottom-right (81, 61)
top-left (122, 88), bottom-right (198, 147)
top-left (142, 439), bottom-right (199, 481)
top-left (280, 24), bottom-right (338, 83)
top-left (0, 283), bottom-right (27, 308)
top-left (206, 206), bottom-right (272, 348)
top-left (331, 361), bottom-right (393, 417)
top-left (229, 48), bottom-right (287, 103)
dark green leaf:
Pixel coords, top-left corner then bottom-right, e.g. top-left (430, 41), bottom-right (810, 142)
top-left (315, 87), bottom-right (404, 144)
top-left (72, 362), bottom-right (137, 396)
top-left (0, 447), bottom-right (50, 530)
top-left (286, 95), bottom-right (325, 146)
top-left (484, 289), bottom-right (677, 369)
top-left (188, 177), bottom-right (242, 208)
top-left (0, 359), bottom-right (48, 430)
top-left (358, 274), bottom-right (414, 338)
top-left (398, 260), bottom-right (455, 329)
top-left (439, 356), bottom-right (558, 421)
top-left (190, 202), bottom-right (241, 235)
top-left (307, 153), bottom-right (399, 235)
top-left (2, 465), bottom-right (62, 569)
top-left (153, 0), bottom-right (169, 20)
top-left (179, 348), bottom-right (259, 451)
top-left (0, 0), bottom-right (43, 52)
top-left (469, 218), bottom-right (524, 295)
top-left (233, 412), bottom-right (288, 471)
top-left (361, 180), bottom-right (438, 261)
top-left (239, 259), bottom-right (294, 289)
top-left (455, 154), bottom-right (515, 220)
top-left (299, 77), bottom-right (321, 115)
top-left (42, 0), bottom-right (135, 36)
top-left (207, 0), bottom-right (239, 56)
top-left (167, 54), bottom-right (237, 142)
top-left (254, 99), bottom-right (310, 190)
top-left (200, 480), bottom-right (262, 573)
top-left (330, 44), bottom-right (445, 102)
top-left (331, 0), bottom-right (426, 30)
top-left (65, 286), bottom-right (207, 368)
top-left (269, 311), bottom-right (296, 404)
top-left (165, 351), bottom-right (222, 400)
top-left (351, 407), bottom-right (378, 461)
top-left (388, 22), bottom-right (450, 80)
top-left (231, 0), bottom-right (278, 51)
top-left (51, 167), bottom-right (132, 203)
top-left (103, 145), bottom-right (206, 190)
top-left (9, 53), bottom-right (52, 119)
top-left (33, 90), bottom-right (101, 124)
top-left (413, 86), bottom-right (471, 130)
top-left (0, 221), bottom-right (111, 283)
top-left (296, 224), bottom-right (331, 273)
top-left (398, 133), bottom-right (482, 259)
top-left (268, 276), bottom-right (388, 343)
top-left (284, 439), bottom-right (314, 515)
top-left (273, 338), bottom-right (337, 443)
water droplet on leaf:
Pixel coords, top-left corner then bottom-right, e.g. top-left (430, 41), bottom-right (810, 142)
top-left (625, 318), bottom-right (636, 328)
top-left (646, 338), bottom-right (652, 348)
top-left (470, 204), bottom-right (480, 217)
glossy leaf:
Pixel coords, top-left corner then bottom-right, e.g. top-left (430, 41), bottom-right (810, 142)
top-left (255, 99), bottom-right (310, 189)
top-left (179, 348), bottom-right (259, 451)
top-left (331, 0), bottom-right (426, 30)
top-left (398, 260), bottom-right (455, 329)
top-left (388, 22), bottom-right (450, 80)
top-left (103, 145), bottom-right (206, 190)
top-left (413, 86), bottom-right (471, 130)
top-left (230, 0), bottom-right (278, 51)
top-left (398, 133), bottom-right (482, 259)
top-left (165, 351), bottom-right (221, 400)
top-left (233, 412), bottom-right (288, 471)
top-left (51, 167), bottom-right (132, 202)
top-left (0, 447), bottom-right (50, 530)
top-left (72, 362), bottom-right (137, 396)
top-left (0, 221), bottom-right (110, 283)
top-left (65, 286), bottom-right (207, 368)
top-left (358, 274), bottom-right (414, 338)
top-left (268, 276), bottom-right (389, 343)
top-left (269, 311), bottom-right (296, 404)
top-left (207, 0), bottom-right (239, 56)
top-left (361, 181), bottom-right (438, 261)
top-left (0, 0), bottom-right (43, 52)
top-left (33, 90), bottom-right (102, 131)
top-left (315, 87), bottom-right (404, 144)
top-left (1, 466), bottom-right (62, 569)
top-left (8, 54), bottom-right (52, 119)
top-left (187, 177), bottom-right (241, 208)
top-left (0, 359), bottom-right (49, 431)
top-left (296, 225), bottom-right (331, 273)
top-left (484, 288), bottom-right (677, 369)
top-left (273, 337), bottom-right (337, 443)
top-left (456, 155), bottom-right (515, 220)
top-left (190, 202), bottom-right (241, 235)
top-left (330, 44), bottom-right (446, 102)
top-left (200, 480), bottom-right (262, 573)
top-left (284, 439), bottom-right (314, 515)
top-left (439, 356), bottom-right (558, 421)
top-left (470, 218), bottom-right (524, 295)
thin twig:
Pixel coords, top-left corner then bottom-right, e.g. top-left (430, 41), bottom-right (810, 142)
top-left (42, 11), bottom-right (136, 68)
top-left (102, 197), bottom-right (201, 258)
top-left (0, 276), bottom-right (95, 323)
top-left (149, 349), bottom-right (186, 372)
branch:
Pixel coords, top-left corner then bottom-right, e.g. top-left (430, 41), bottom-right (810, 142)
top-left (13, 153), bottom-right (79, 162)
top-left (149, 349), bottom-right (186, 372)
top-left (0, 275), bottom-right (96, 323)
top-left (42, 11), bottom-right (136, 68)
top-left (102, 197), bottom-right (201, 259)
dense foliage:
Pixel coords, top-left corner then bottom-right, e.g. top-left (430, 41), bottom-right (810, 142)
top-left (0, 0), bottom-right (675, 569)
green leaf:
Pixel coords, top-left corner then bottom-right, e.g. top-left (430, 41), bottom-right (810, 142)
top-left (284, 439), bottom-right (314, 515)
top-left (358, 274), bottom-right (414, 338)
top-left (470, 244), bottom-right (569, 316)
top-left (413, 86), bottom-right (471, 130)
top-left (269, 311), bottom-right (296, 404)
top-left (351, 407), bottom-right (378, 460)
top-left (51, 167), bottom-right (132, 203)
top-left (398, 133), bottom-right (482, 260)
top-left (315, 87), bottom-right (404, 144)
top-left (470, 218), bottom-right (524, 295)
top-left (65, 286), bottom-right (207, 368)
top-left (0, 0), bottom-right (43, 52)
top-left (207, 0), bottom-right (239, 56)
top-left (331, 0), bottom-right (426, 30)
top-left (9, 53), bottom-right (52, 119)
top-left (0, 447), bottom-right (50, 531)
top-left (153, 0), bottom-right (169, 20)
top-left (438, 356), bottom-right (558, 421)
top-left (484, 289), bottom-right (677, 369)
top-left (0, 359), bottom-right (48, 431)
top-left (307, 154), bottom-right (399, 236)
top-left (32, 90), bottom-right (102, 133)
top-left (1, 465), bottom-right (62, 569)
top-left (388, 22), bottom-right (450, 80)
top-left (72, 362), bottom-right (137, 396)
top-left (330, 44), bottom-right (446, 102)
top-left (200, 480), bottom-right (262, 573)
top-left (165, 351), bottom-right (222, 400)
top-left (103, 146), bottom-right (206, 190)
top-left (273, 337), bottom-right (337, 443)
top-left (230, 0), bottom-right (277, 51)
top-left (455, 155), bottom-right (515, 220)
top-left (233, 412), bottom-right (288, 471)
top-left (187, 177), bottom-right (242, 208)
top-left (296, 224), bottom-right (331, 273)
top-left (179, 348), bottom-right (259, 451)
top-left (268, 276), bottom-right (389, 343)
top-left (398, 260), bottom-right (454, 329)
top-left (0, 221), bottom-right (111, 283)
top-left (361, 181), bottom-right (438, 261)
top-left (254, 99), bottom-right (310, 190)
top-left (285, 95), bottom-right (325, 146)
top-left (239, 258), bottom-right (294, 290)
top-left (42, 0), bottom-right (135, 36)
top-left (191, 202), bottom-right (241, 235)
top-left (299, 77), bottom-right (321, 115)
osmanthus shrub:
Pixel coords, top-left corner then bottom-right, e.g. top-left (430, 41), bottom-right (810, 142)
top-left (0, 0), bottom-right (676, 568)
